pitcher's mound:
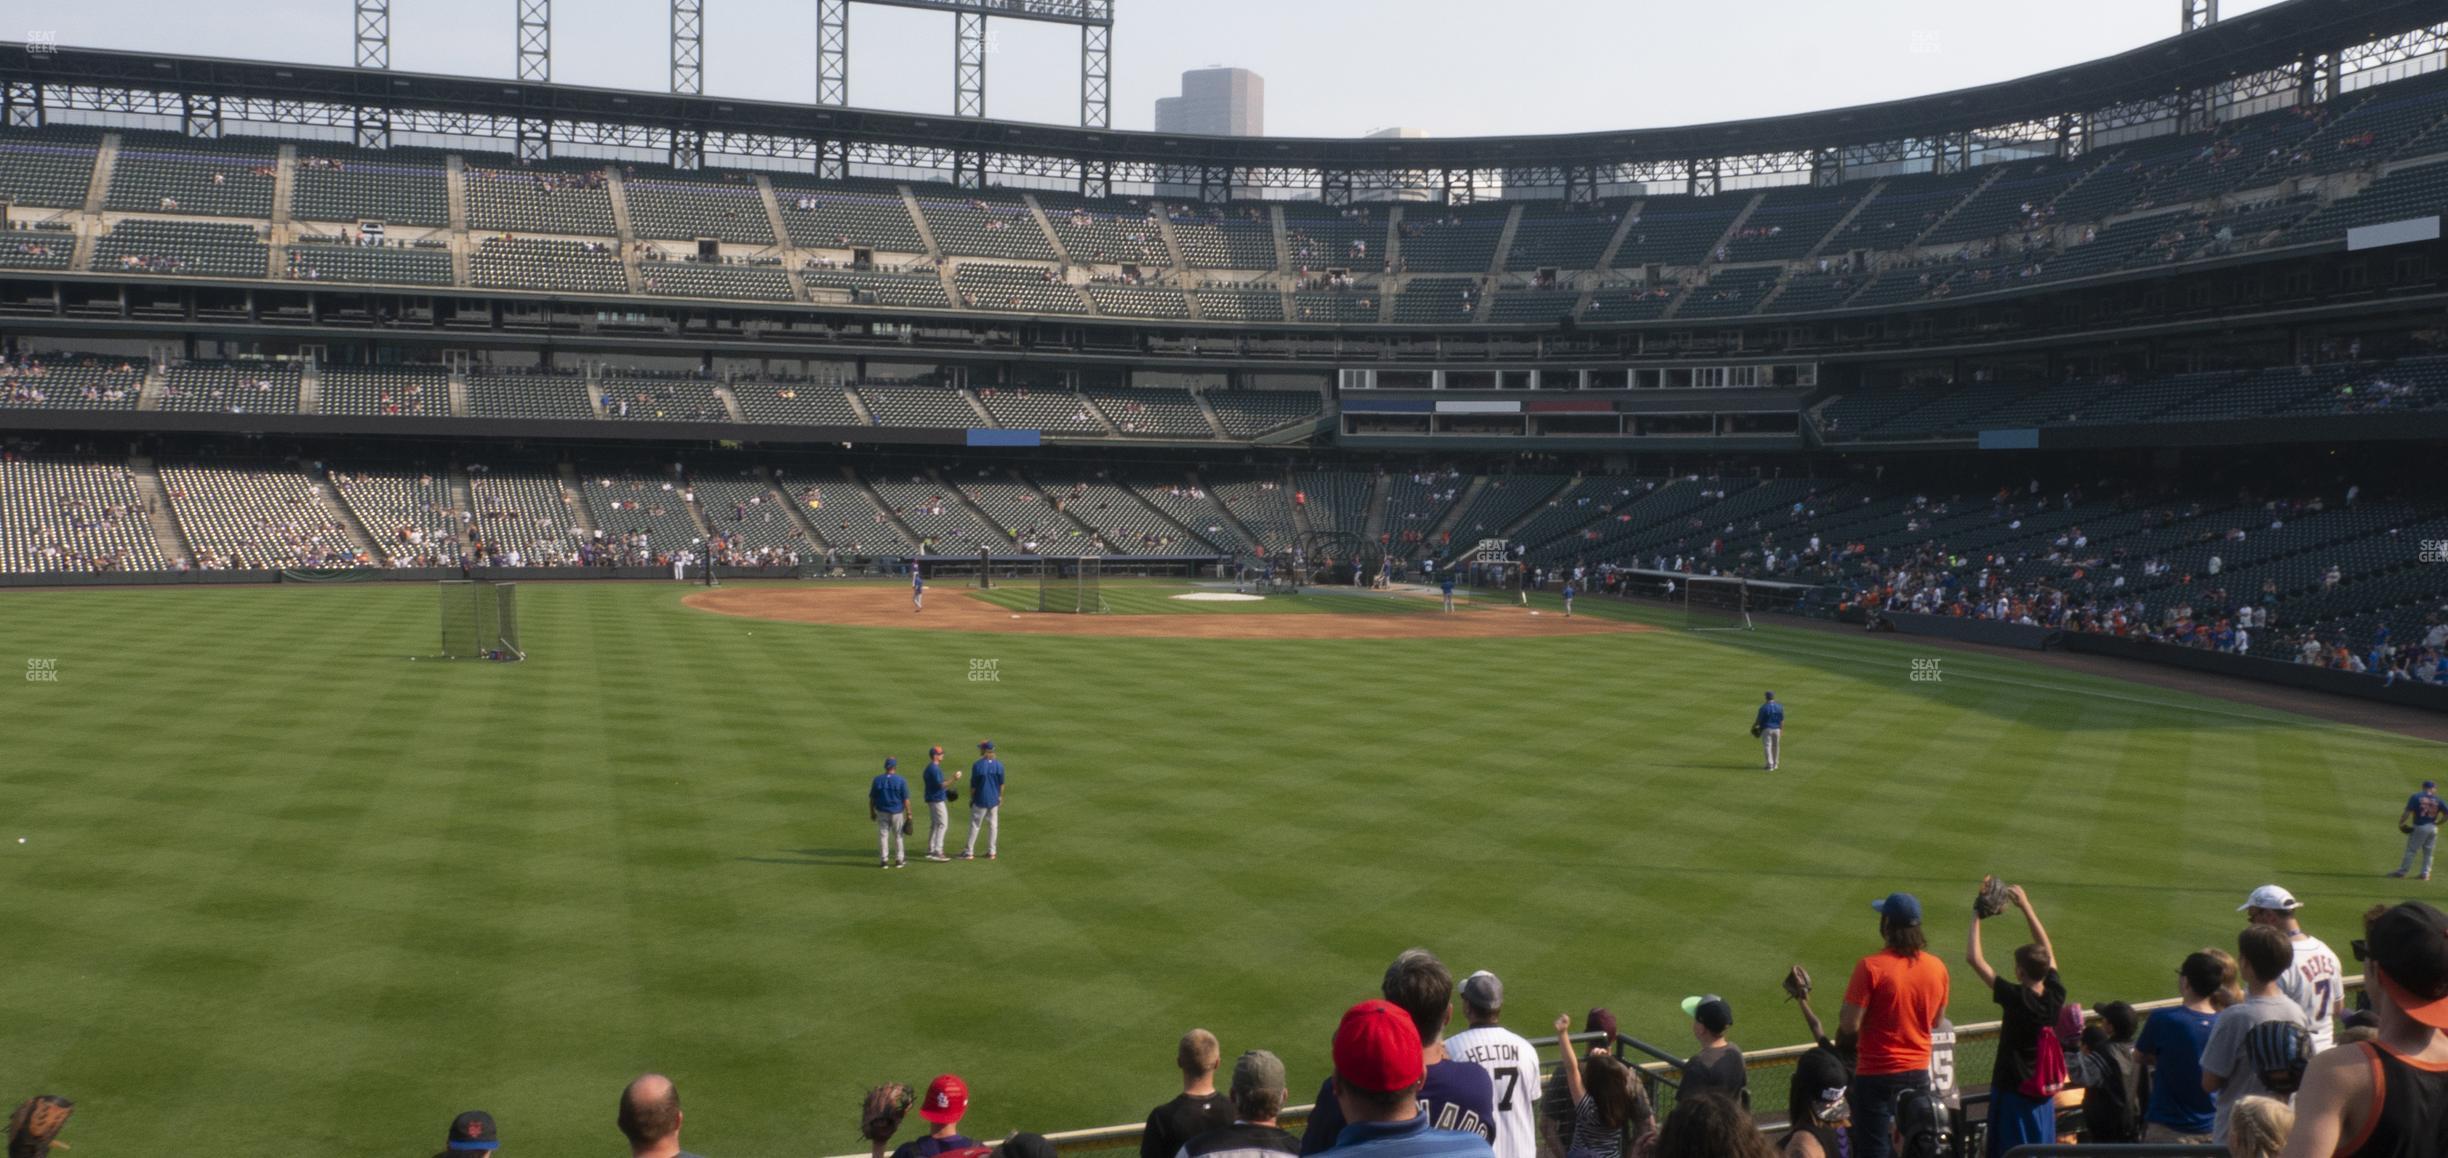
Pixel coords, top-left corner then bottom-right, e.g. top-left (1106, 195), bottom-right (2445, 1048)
top-left (685, 586), bottom-right (1653, 640)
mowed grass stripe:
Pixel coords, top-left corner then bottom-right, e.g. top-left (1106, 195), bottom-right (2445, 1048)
top-left (0, 582), bottom-right (2435, 1156)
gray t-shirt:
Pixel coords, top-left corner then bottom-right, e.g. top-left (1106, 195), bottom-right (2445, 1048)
top-left (2198, 993), bottom-right (2307, 1144)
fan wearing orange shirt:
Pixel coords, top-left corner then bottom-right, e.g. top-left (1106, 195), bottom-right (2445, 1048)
top-left (1840, 892), bottom-right (1951, 1158)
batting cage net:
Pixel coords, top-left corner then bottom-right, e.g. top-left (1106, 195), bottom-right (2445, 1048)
top-left (1684, 576), bottom-right (1754, 631)
top-left (438, 580), bottom-right (526, 659)
top-left (1036, 556), bottom-right (1108, 613)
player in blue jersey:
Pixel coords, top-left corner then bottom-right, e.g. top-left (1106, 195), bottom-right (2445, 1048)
top-left (1441, 571), bottom-right (1458, 613)
top-left (2392, 778), bottom-right (2445, 880)
top-left (912, 564), bottom-right (925, 613)
top-left (921, 744), bottom-right (964, 862)
top-left (962, 740), bottom-right (1006, 861)
top-left (1754, 691), bottom-right (1785, 772)
top-left (870, 757), bottom-right (910, 869)
top-left (1560, 581), bottom-right (1576, 619)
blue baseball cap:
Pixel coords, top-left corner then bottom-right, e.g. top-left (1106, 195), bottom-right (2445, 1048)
top-left (1872, 892), bottom-right (1923, 924)
top-left (2427, 780), bottom-right (2437, 789)
top-left (884, 757), bottom-right (898, 769)
top-left (979, 740), bottom-right (995, 751)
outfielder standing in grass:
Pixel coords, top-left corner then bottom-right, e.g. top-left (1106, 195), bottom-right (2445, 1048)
top-left (1753, 692), bottom-right (1785, 771)
top-left (963, 740), bottom-right (1005, 861)
top-left (871, 757), bottom-right (910, 869)
top-left (922, 745), bottom-right (963, 862)
top-left (2391, 779), bottom-right (2443, 881)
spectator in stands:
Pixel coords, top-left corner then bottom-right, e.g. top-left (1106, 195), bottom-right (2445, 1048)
top-left (1180, 1051), bottom-right (1301, 1158)
top-left (1965, 881), bottom-right (2064, 1154)
top-left (895, 1076), bottom-right (979, 1158)
top-left (1843, 893), bottom-right (1949, 1158)
top-left (1443, 972), bottom-right (1542, 1158)
top-left (1310, 999), bottom-right (1495, 1158)
top-left (617, 1074), bottom-right (699, 1158)
top-left (1650, 1092), bottom-right (1778, 1158)
top-left (1777, 1041), bottom-right (1853, 1157)
top-left (2202, 927), bottom-right (2309, 1147)
top-left (2069, 1000), bottom-right (2143, 1144)
top-left (2241, 885), bottom-right (2345, 1053)
top-left (436, 1110), bottom-right (498, 1158)
top-left (2229, 1095), bottom-right (2295, 1158)
top-left (1546, 1014), bottom-right (1644, 1158)
top-left (2282, 901), bottom-right (2448, 1158)
top-left (1300, 950), bottom-right (1495, 1154)
top-left (1676, 996), bottom-right (1746, 1108)
top-left (1143, 1030), bottom-right (1236, 1158)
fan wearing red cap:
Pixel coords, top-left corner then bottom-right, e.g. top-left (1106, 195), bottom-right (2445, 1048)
top-left (2275, 902), bottom-right (2448, 1158)
top-left (1310, 1001), bottom-right (1494, 1158)
top-left (891, 1075), bottom-right (980, 1158)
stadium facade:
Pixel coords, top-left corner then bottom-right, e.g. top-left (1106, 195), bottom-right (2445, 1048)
top-left (1, 0), bottom-right (2447, 695)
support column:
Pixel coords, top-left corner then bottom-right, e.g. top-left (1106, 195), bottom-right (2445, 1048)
top-left (517, 0), bottom-right (550, 83)
top-left (955, 10), bottom-right (987, 118)
top-left (671, 0), bottom-right (703, 95)
top-left (1081, 22), bottom-right (1111, 129)
top-left (817, 0), bottom-right (849, 107)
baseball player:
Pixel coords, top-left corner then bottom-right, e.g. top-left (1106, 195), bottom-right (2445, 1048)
top-left (1753, 691), bottom-right (1784, 771)
top-left (921, 745), bottom-right (965, 862)
top-left (1441, 570), bottom-right (1458, 613)
top-left (1560, 581), bottom-right (1576, 619)
top-left (912, 565), bottom-right (925, 613)
top-left (961, 740), bottom-right (1005, 861)
top-left (2391, 778), bottom-right (2445, 880)
top-left (870, 757), bottom-right (910, 869)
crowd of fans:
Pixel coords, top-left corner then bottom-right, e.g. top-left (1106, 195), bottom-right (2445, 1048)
top-left (23, 888), bottom-right (2447, 1157)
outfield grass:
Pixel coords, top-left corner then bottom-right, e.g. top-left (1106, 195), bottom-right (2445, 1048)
top-left (0, 580), bottom-right (2433, 1155)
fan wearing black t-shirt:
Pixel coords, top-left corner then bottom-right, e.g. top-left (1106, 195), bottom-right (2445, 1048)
top-left (1144, 1029), bottom-right (1237, 1158)
top-left (1676, 995), bottom-right (1748, 1109)
top-left (1966, 882), bottom-right (2065, 1157)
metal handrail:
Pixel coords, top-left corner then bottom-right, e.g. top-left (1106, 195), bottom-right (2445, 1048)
top-left (2001, 1147), bottom-right (2228, 1157)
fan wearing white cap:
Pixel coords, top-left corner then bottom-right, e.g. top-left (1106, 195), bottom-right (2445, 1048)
top-left (2241, 884), bottom-right (2344, 1054)
top-left (1442, 971), bottom-right (1542, 1158)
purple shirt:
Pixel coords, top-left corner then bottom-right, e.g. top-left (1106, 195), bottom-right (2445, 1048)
top-left (1300, 1059), bottom-right (1495, 1155)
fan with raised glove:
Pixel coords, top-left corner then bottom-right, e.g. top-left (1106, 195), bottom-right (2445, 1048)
top-left (1974, 874), bottom-right (2015, 919)
top-left (6, 1096), bottom-right (74, 1158)
top-left (1781, 963), bottom-right (1813, 1002)
top-left (860, 1082), bottom-right (914, 1146)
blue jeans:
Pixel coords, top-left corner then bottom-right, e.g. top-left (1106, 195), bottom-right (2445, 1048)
top-left (1986, 1086), bottom-right (2055, 1156)
top-left (1848, 1069), bottom-right (1931, 1158)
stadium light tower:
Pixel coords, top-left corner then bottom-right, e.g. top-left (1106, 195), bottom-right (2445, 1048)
top-left (671, 0), bottom-right (703, 95)
top-left (354, 0), bottom-right (389, 69)
top-left (516, 0), bottom-right (550, 82)
top-left (805, 0), bottom-right (1115, 126)
top-left (2182, 0), bottom-right (2218, 32)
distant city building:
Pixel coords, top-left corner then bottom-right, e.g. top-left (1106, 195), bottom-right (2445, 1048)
top-left (1154, 68), bottom-right (1264, 137)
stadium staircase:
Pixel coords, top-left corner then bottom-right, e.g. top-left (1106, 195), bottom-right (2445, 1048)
top-left (1020, 194), bottom-right (1073, 267)
top-left (1185, 470), bottom-right (1266, 551)
top-left (1360, 472), bottom-right (1391, 545)
top-left (82, 132), bottom-right (116, 214)
top-left (1187, 390), bottom-right (1231, 440)
top-left (1268, 204), bottom-right (1291, 272)
top-left (1593, 198), bottom-right (1643, 272)
top-left (602, 167), bottom-right (643, 293)
top-left (582, 368), bottom-right (608, 419)
top-left (751, 175), bottom-right (793, 260)
top-left (446, 466), bottom-right (475, 530)
top-left (677, 476), bottom-right (720, 544)
top-left (1911, 165), bottom-right (2009, 246)
top-left (896, 186), bottom-right (943, 260)
top-left (1382, 205), bottom-right (1406, 273)
top-left (847, 467), bottom-right (928, 547)
top-left (1287, 471), bottom-right (1319, 539)
top-left (126, 456), bottom-right (194, 566)
top-left (1425, 476), bottom-right (1489, 546)
top-left (956, 386), bottom-right (995, 426)
top-left (1487, 204), bottom-right (1525, 275)
top-left (308, 467), bottom-right (384, 561)
top-left (1102, 477), bottom-right (1214, 548)
top-left (1012, 471), bottom-right (1112, 546)
top-left (296, 361), bottom-right (322, 415)
top-left (840, 386), bottom-right (879, 428)
top-left (712, 383), bottom-right (747, 422)
top-left (133, 364), bottom-right (165, 412)
top-left (556, 465), bottom-right (600, 538)
top-left (933, 468), bottom-right (1020, 549)
top-left (1150, 207), bottom-right (1191, 272)
top-left (268, 144), bottom-right (296, 226)
top-left (760, 466), bottom-right (833, 556)
top-left (446, 371), bottom-right (471, 418)
top-left (1805, 178), bottom-right (1886, 259)
top-left (1703, 191), bottom-right (1767, 264)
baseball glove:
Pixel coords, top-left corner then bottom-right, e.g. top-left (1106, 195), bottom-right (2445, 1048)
top-left (7, 1095), bottom-right (74, 1158)
top-left (1750, 724), bottom-right (1764, 739)
top-left (900, 816), bottom-right (913, 837)
top-left (946, 789), bottom-right (960, 804)
top-left (2405, 823), bottom-right (2417, 835)
top-left (1975, 874), bottom-right (2014, 919)
top-left (860, 1082), bottom-right (914, 1144)
top-left (1781, 964), bottom-right (1813, 1002)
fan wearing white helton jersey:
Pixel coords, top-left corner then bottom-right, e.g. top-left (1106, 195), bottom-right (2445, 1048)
top-left (1442, 971), bottom-right (1543, 1158)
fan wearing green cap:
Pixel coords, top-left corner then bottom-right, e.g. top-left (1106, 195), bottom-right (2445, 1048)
top-left (1677, 996), bottom-right (1747, 1108)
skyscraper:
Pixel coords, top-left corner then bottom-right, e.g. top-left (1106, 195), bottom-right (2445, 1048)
top-left (1153, 68), bottom-right (1264, 137)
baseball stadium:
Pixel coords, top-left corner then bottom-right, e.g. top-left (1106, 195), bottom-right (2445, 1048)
top-left (5, 1), bottom-right (2448, 1154)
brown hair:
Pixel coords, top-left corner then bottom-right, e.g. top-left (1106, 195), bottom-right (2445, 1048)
top-left (2237, 925), bottom-right (2295, 986)
top-left (1883, 916), bottom-right (1927, 957)
top-left (617, 1074), bottom-right (682, 1148)
top-left (1178, 1029), bottom-right (1221, 1077)
top-left (2203, 948), bottom-right (2244, 1009)
top-left (1581, 1051), bottom-right (1639, 1132)
top-left (1381, 948), bottom-right (1454, 1046)
top-left (1654, 1092), bottom-right (1778, 1158)
top-left (2012, 944), bottom-right (2051, 982)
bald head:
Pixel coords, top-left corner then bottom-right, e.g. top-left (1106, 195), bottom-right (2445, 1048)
top-left (618, 1074), bottom-right (683, 1151)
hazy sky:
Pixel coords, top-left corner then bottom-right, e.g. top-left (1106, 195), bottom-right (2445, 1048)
top-left (14, 0), bottom-right (2292, 138)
